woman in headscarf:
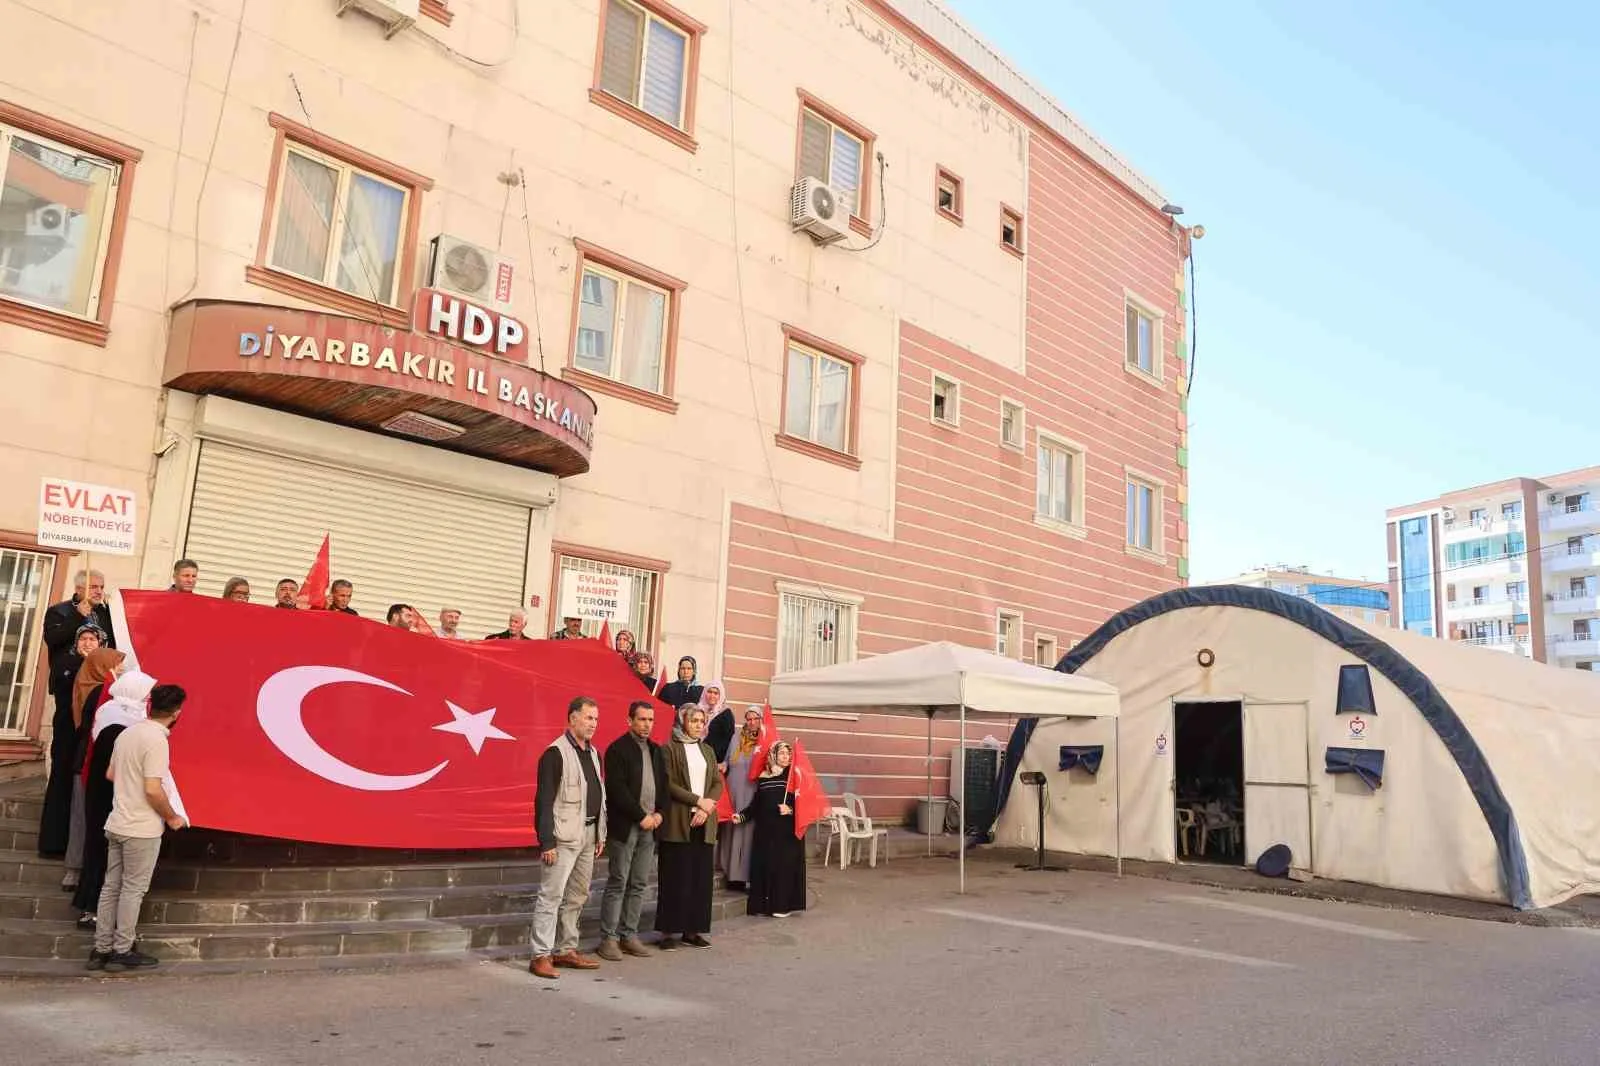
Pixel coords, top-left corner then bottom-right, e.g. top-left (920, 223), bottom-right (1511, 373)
top-left (657, 656), bottom-right (702, 712)
top-left (614, 629), bottom-right (639, 666)
top-left (655, 703), bottom-right (723, 949)
top-left (699, 681), bottom-right (735, 767)
top-left (37, 623), bottom-right (104, 859)
top-left (736, 740), bottom-right (807, 918)
top-left (631, 652), bottom-right (658, 693)
top-left (716, 705), bottom-right (764, 890)
top-left (72, 670), bottom-right (157, 929)
top-left (61, 646), bottom-right (125, 898)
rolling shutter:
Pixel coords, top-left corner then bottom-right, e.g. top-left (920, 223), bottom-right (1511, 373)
top-left (184, 440), bottom-right (530, 638)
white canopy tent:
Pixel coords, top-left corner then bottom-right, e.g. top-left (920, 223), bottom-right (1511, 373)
top-left (767, 641), bottom-right (1122, 892)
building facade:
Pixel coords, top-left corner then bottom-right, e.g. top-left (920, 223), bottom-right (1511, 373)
top-left (1212, 567), bottom-right (1390, 628)
top-left (1385, 468), bottom-right (1600, 671)
top-left (0, 0), bottom-right (1190, 817)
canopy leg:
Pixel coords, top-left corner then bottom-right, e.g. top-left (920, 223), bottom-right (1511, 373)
top-left (1115, 716), bottom-right (1123, 878)
top-left (959, 702), bottom-right (967, 895)
top-left (925, 709), bottom-right (934, 858)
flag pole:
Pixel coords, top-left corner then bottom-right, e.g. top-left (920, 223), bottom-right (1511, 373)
top-left (925, 708), bottom-right (933, 858)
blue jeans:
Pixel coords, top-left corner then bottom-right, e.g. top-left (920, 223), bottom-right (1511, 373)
top-left (599, 824), bottom-right (656, 941)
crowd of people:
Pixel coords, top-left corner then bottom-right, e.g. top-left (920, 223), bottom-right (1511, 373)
top-left (37, 569), bottom-right (190, 973)
top-left (530, 694), bottom-right (808, 978)
top-left (35, 567), bottom-right (809, 977)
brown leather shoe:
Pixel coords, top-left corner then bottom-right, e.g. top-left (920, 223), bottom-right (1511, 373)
top-left (596, 939), bottom-right (623, 962)
top-left (529, 955), bottom-right (558, 979)
top-left (619, 937), bottom-right (651, 958)
top-left (551, 950), bottom-right (600, 970)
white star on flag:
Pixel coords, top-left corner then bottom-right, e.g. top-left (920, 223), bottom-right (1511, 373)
top-left (432, 702), bottom-right (515, 755)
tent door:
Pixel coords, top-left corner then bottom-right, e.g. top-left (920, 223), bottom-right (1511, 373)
top-left (1242, 700), bottom-right (1312, 873)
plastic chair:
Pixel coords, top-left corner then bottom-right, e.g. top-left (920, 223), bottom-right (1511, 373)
top-left (841, 793), bottom-right (889, 868)
top-left (820, 807), bottom-right (860, 870)
top-left (1175, 807), bottom-right (1199, 857)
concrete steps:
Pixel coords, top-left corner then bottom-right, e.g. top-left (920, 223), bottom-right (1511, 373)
top-left (0, 818), bottom-right (38, 854)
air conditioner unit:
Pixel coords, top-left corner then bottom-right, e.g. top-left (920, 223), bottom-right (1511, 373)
top-left (335, 0), bottom-right (418, 38)
top-left (1549, 493), bottom-right (1562, 504)
top-left (427, 235), bottom-right (513, 308)
top-left (24, 204), bottom-right (69, 239)
top-left (790, 177), bottom-right (848, 244)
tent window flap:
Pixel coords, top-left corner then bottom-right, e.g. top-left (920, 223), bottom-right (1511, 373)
top-left (1325, 746), bottom-right (1385, 790)
top-left (1336, 663), bottom-right (1377, 715)
top-left (1058, 745), bottom-right (1105, 775)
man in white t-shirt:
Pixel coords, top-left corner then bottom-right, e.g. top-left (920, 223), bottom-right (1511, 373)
top-left (89, 684), bottom-right (189, 973)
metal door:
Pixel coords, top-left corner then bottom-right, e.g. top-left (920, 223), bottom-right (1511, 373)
top-left (1243, 700), bottom-right (1312, 871)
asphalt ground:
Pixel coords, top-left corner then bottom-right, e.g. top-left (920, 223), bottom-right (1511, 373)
top-left (4, 857), bottom-right (1600, 1065)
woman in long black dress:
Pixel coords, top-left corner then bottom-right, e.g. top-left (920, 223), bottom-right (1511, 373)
top-left (656, 704), bottom-right (723, 949)
top-left (61, 646), bottom-right (124, 899)
top-left (72, 670), bottom-right (157, 929)
top-left (738, 741), bottom-right (807, 918)
top-left (37, 623), bottom-right (104, 858)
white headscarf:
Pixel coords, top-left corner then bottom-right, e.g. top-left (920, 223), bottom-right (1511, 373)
top-left (92, 669), bottom-right (156, 740)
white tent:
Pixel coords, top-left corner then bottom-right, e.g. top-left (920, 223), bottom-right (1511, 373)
top-left (994, 587), bottom-right (1600, 910)
top-left (769, 641), bottom-right (1121, 892)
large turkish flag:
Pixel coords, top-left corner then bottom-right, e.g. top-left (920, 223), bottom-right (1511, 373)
top-left (121, 591), bottom-right (673, 849)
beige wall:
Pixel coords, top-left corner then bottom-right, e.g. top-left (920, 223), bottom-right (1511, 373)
top-left (1, 0), bottom-right (1030, 661)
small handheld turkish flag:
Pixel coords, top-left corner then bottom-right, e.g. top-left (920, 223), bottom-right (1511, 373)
top-left (716, 769), bottom-right (735, 823)
top-left (789, 740), bottom-right (829, 839)
top-left (596, 619), bottom-right (612, 649)
top-left (119, 590), bottom-right (672, 849)
top-left (301, 535), bottom-right (331, 610)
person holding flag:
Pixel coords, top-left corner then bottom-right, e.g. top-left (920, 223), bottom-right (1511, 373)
top-left (717, 705), bottom-right (766, 890)
top-left (734, 740), bottom-right (809, 918)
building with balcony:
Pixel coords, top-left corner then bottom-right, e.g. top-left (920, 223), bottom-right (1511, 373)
top-left (0, 0), bottom-right (1191, 815)
top-left (1208, 566), bottom-right (1390, 627)
top-left (1385, 468), bottom-right (1600, 670)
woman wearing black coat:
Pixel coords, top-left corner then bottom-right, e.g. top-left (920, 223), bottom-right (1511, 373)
top-left (37, 623), bottom-right (104, 858)
top-left (657, 655), bottom-right (703, 711)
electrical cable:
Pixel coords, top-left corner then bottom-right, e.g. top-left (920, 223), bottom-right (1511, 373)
top-left (170, 1), bottom-right (246, 310)
top-left (515, 167), bottom-right (548, 373)
top-left (1184, 242), bottom-right (1197, 394)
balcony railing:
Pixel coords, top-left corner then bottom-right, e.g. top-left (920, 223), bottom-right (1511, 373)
top-left (1443, 515), bottom-right (1523, 534)
top-left (1443, 552), bottom-right (1522, 573)
top-left (1454, 634), bottom-right (1528, 648)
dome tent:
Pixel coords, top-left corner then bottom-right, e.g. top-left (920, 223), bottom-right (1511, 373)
top-left (992, 586), bottom-right (1600, 910)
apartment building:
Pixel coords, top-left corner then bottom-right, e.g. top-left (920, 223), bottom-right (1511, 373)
top-left (1385, 468), bottom-right (1600, 670)
top-left (0, 0), bottom-right (1191, 816)
top-left (1214, 567), bottom-right (1390, 628)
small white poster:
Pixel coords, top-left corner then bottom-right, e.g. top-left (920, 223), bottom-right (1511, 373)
top-left (37, 478), bottom-right (138, 556)
top-left (558, 569), bottom-right (634, 624)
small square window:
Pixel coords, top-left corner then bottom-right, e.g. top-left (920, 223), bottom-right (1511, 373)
top-left (1000, 206), bottom-right (1023, 253)
top-left (1126, 474), bottom-right (1163, 555)
top-left (932, 375), bottom-right (960, 426)
top-left (997, 610), bottom-right (1023, 659)
top-left (1037, 434), bottom-right (1085, 528)
top-left (935, 167), bottom-right (963, 222)
top-left (1034, 634), bottom-right (1057, 668)
top-left (1000, 399), bottom-right (1024, 449)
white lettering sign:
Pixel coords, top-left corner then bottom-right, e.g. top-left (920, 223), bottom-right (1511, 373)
top-left (558, 569), bottom-right (635, 625)
top-left (38, 477), bottom-right (138, 555)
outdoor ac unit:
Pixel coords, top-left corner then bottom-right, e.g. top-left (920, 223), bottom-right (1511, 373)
top-left (1549, 493), bottom-right (1562, 504)
top-left (335, 0), bottom-right (418, 38)
top-left (24, 204), bottom-right (68, 239)
top-left (790, 177), bottom-right (848, 244)
top-left (427, 234), bottom-right (512, 308)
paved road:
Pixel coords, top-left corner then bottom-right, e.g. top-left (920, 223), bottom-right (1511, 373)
top-left (5, 858), bottom-right (1600, 1065)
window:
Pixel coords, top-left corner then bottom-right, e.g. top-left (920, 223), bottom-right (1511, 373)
top-left (554, 546), bottom-right (666, 652)
top-left (1579, 662), bottom-right (1595, 672)
top-left (1000, 205), bottom-right (1023, 255)
top-left (252, 114), bottom-right (431, 318)
top-left (1572, 578), bottom-right (1590, 596)
top-left (1000, 399), bottom-right (1024, 449)
top-left (931, 375), bottom-right (960, 426)
top-left (797, 92), bottom-right (874, 233)
top-left (419, 0), bottom-right (453, 24)
top-left (1502, 501), bottom-right (1523, 519)
top-left (1398, 516), bottom-right (1435, 636)
top-left (0, 546), bottom-right (54, 735)
top-left (935, 167), bottom-right (963, 223)
top-left (1468, 507), bottom-right (1487, 525)
top-left (592, 0), bottom-right (704, 149)
top-left (1125, 297), bottom-right (1163, 378)
top-left (777, 326), bottom-right (863, 468)
top-left (0, 101), bottom-right (140, 345)
top-left (1036, 433), bottom-right (1085, 529)
top-left (1034, 634), bottom-right (1057, 669)
top-left (996, 610), bottom-right (1023, 659)
top-left (1507, 581), bottom-right (1527, 600)
top-left (567, 239), bottom-right (684, 411)
top-left (1126, 473), bottom-right (1163, 555)
top-left (777, 584), bottom-right (860, 672)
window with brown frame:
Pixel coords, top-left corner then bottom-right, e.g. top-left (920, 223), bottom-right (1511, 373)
top-left (248, 114), bottom-right (432, 322)
top-left (796, 92), bottom-right (875, 237)
top-left (1000, 205), bottom-right (1024, 255)
top-left (552, 544), bottom-right (667, 651)
top-left (419, 0), bottom-right (453, 25)
top-left (935, 167), bottom-right (963, 223)
top-left (777, 325), bottom-right (863, 470)
top-left (0, 100), bottom-right (141, 346)
top-left (591, 0), bottom-right (705, 151)
top-left (564, 239), bottom-right (684, 414)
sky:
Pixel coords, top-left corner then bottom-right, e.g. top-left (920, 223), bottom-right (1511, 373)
top-left (945, 0), bottom-right (1600, 583)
